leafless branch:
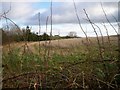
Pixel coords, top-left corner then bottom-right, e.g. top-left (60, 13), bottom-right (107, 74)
top-left (102, 22), bottom-right (113, 59)
top-left (83, 9), bottom-right (103, 59)
top-left (83, 9), bottom-right (109, 79)
top-left (2, 71), bottom-right (43, 83)
top-left (101, 2), bottom-right (120, 72)
top-left (0, 2), bottom-right (11, 18)
top-left (83, 18), bottom-right (104, 46)
top-left (38, 12), bottom-right (41, 55)
top-left (73, 0), bottom-right (89, 43)
top-left (44, 16), bottom-right (49, 69)
top-left (3, 10), bottom-right (11, 52)
top-left (2, 16), bottom-right (20, 31)
top-left (82, 71), bottom-right (85, 89)
top-left (100, 2), bottom-right (118, 35)
top-left (47, 0), bottom-right (53, 58)
top-left (111, 14), bottom-right (120, 28)
top-left (50, 0), bottom-right (53, 37)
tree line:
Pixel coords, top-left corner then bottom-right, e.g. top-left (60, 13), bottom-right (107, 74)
top-left (1, 26), bottom-right (50, 44)
top-left (1, 25), bottom-right (78, 45)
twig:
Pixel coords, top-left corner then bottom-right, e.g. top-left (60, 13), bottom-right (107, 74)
top-left (111, 14), bottom-right (120, 69)
top-left (44, 16), bottom-right (49, 68)
top-left (111, 14), bottom-right (120, 28)
top-left (47, 0), bottom-right (53, 58)
top-left (102, 22), bottom-right (111, 45)
top-left (3, 8), bottom-right (12, 53)
top-left (96, 78), bottom-right (115, 88)
top-left (2, 16), bottom-right (22, 40)
top-left (101, 2), bottom-right (120, 72)
top-left (2, 16), bottom-right (21, 31)
top-left (50, 0), bottom-right (53, 38)
top-left (73, 0), bottom-right (89, 44)
top-left (83, 18), bottom-right (104, 47)
top-left (73, 0), bottom-right (91, 59)
top-left (23, 26), bottom-right (30, 54)
top-left (102, 22), bottom-right (113, 59)
top-left (83, 9), bottom-right (109, 80)
top-left (93, 74), bottom-right (116, 88)
top-left (96, 78), bottom-right (102, 88)
top-left (44, 1), bottom-right (53, 88)
top-left (38, 12), bottom-right (41, 55)
top-left (83, 9), bottom-right (103, 60)
top-left (2, 71), bottom-right (43, 83)
top-left (100, 2), bottom-right (118, 35)
top-left (110, 74), bottom-right (120, 84)
top-left (0, 2), bottom-right (11, 18)
top-left (82, 71), bottom-right (85, 89)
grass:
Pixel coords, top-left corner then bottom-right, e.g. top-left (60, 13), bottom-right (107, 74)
top-left (2, 36), bottom-right (120, 89)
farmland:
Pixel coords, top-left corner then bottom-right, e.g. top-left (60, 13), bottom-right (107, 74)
top-left (2, 36), bottom-right (120, 89)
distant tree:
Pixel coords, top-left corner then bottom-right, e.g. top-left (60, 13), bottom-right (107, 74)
top-left (68, 31), bottom-right (77, 37)
top-left (1, 28), bottom-right (8, 44)
top-left (53, 35), bottom-right (60, 40)
top-left (41, 33), bottom-right (50, 41)
top-left (22, 26), bottom-right (40, 41)
top-left (26, 26), bottom-right (31, 41)
top-left (1, 25), bottom-right (51, 43)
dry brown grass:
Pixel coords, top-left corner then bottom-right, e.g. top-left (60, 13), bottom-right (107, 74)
top-left (2, 36), bottom-right (118, 54)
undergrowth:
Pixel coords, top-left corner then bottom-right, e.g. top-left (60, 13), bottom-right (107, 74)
top-left (2, 39), bottom-right (120, 89)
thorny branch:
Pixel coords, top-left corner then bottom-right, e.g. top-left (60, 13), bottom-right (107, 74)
top-left (0, 2), bottom-right (11, 18)
top-left (38, 12), bottom-right (41, 55)
top-left (47, 0), bottom-right (53, 58)
top-left (84, 18), bottom-right (104, 46)
top-left (101, 2), bottom-right (120, 73)
top-left (2, 16), bottom-right (20, 31)
top-left (83, 9), bottom-right (109, 80)
top-left (2, 71), bottom-right (43, 83)
top-left (100, 2), bottom-right (118, 35)
top-left (83, 9), bottom-right (103, 59)
top-left (73, 0), bottom-right (89, 43)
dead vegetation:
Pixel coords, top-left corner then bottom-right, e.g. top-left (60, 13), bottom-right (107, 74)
top-left (1, 1), bottom-right (120, 89)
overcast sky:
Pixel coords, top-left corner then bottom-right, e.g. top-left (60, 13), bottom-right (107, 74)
top-left (0, 1), bottom-right (119, 37)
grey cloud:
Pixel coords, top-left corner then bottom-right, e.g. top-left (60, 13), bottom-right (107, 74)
top-left (23, 2), bottom-right (118, 25)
